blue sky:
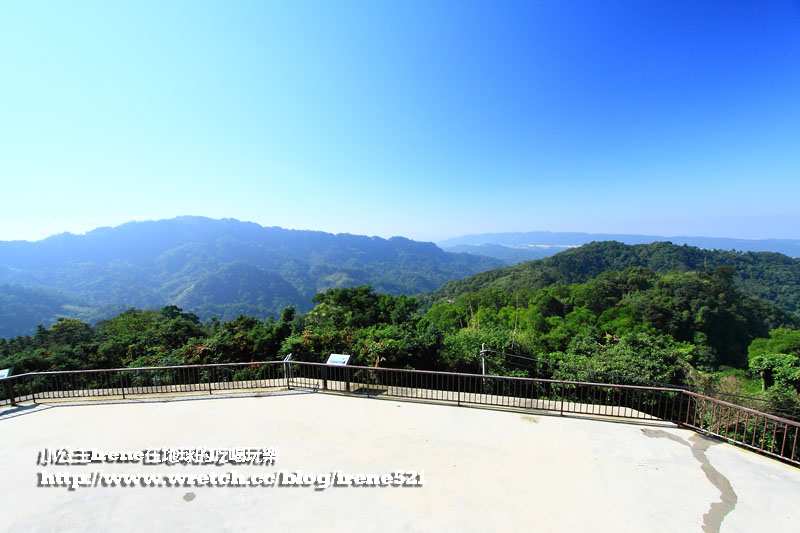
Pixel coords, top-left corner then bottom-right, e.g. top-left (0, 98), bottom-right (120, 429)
top-left (2, 1), bottom-right (799, 243)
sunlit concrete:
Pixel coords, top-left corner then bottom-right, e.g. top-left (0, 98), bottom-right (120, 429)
top-left (1, 392), bottom-right (798, 532)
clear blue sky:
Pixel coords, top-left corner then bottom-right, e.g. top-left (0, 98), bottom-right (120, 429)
top-left (2, 1), bottom-right (799, 243)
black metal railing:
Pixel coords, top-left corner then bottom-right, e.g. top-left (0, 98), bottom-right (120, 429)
top-left (680, 391), bottom-right (799, 466)
top-left (483, 348), bottom-right (800, 421)
top-left (0, 362), bottom-right (286, 403)
top-left (2, 361), bottom-right (798, 466)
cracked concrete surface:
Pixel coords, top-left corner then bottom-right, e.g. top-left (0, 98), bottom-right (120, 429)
top-left (2, 393), bottom-right (799, 532)
top-left (641, 429), bottom-right (737, 533)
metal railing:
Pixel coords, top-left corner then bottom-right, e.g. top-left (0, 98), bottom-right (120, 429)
top-left (681, 391), bottom-right (799, 466)
top-left (0, 362), bottom-right (286, 404)
top-left (2, 361), bottom-right (798, 467)
top-left (481, 348), bottom-right (800, 421)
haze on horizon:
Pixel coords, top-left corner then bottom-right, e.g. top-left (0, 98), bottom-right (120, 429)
top-left (2, 1), bottom-right (800, 243)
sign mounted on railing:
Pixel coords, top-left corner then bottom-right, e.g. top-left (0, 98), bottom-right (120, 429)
top-left (0, 368), bottom-right (10, 379)
top-left (325, 353), bottom-right (351, 366)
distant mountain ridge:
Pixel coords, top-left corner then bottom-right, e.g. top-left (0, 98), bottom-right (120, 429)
top-left (0, 216), bottom-right (502, 337)
top-left (439, 231), bottom-right (800, 263)
top-left (424, 241), bottom-right (800, 316)
top-left (442, 243), bottom-right (571, 265)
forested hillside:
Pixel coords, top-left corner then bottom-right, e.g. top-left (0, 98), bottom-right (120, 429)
top-left (0, 285), bottom-right (127, 340)
top-left (0, 217), bottom-right (501, 336)
top-left (2, 278), bottom-right (799, 418)
top-left (425, 241), bottom-right (800, 315)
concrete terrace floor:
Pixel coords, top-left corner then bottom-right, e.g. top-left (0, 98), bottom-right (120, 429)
top-left (1, 391), bottom-right (799, 532)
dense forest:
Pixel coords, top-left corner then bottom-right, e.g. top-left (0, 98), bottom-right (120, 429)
top-left (424, 241), bottom-right (800, 315)
top-left (2, 271), bottom-right (799, 417)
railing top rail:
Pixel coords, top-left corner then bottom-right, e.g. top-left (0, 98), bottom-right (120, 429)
top-left (284, 361), bottom-right (687, 393)
top-left (485, 348), bottom-right (795, 412)
top-left (1, 360), bottom-right (684, 393)
top-left (682, 389), bottom-right (800, 427)
top-left (4, 360), bottom-right (284, 379)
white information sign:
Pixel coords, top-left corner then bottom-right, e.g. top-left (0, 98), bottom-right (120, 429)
top-left (325, 353), bottom-right (351, 366)
top-left (0, 368), bottom-right (10, 379)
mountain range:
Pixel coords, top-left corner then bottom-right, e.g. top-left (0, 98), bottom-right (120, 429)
top-left (3, 218), bottom-right (800, 339)
top-left (0, 217), bottom-right (501, 337)
top-left (439, 231), bottom-right (800, 264)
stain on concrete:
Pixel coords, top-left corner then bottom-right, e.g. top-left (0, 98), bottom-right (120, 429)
top-left (689, 434), bottom-right (738, 533)
top-left (519, 414), bottom-right (538, 423)
top-left (641, 428), bottom-right (685, 446)
top-left (641, 429), bottom-right (737, 533)
top-left (183, 492), bottom-right (196, 502)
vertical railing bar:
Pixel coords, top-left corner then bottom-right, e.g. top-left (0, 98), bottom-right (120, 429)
top-left (743, 412), bottom-right (749, 445)
top-left (586, 385), bottom-right (591, 414)
top-left (635, 389), bottom-right (641, 418)
top-left (725, 405), bottom-right (732, 440)
top-left (771, 419), bottom-right (778, 454)
top-left (613, 387), bottom-right (619, 417)
top-left (427, 372), bottom-right (431, 401)
top-left (669, 392), bottom-right (676, 423)
top-left (779, 423), bottom-right (788, 458)
top-left (621, 387), bottom-right (627, 418)
top-left (608, 387), bottom-right (614, 416)
top-left (592, 385), bottom-right (597, 415)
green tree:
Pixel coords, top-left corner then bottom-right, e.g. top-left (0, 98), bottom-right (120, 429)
top-left (748, 329), bottom-right (800, 391)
